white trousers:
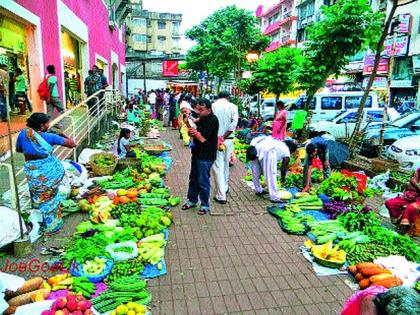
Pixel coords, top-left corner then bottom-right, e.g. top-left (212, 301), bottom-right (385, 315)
top-left (250, 150), bottom-right (280, 201)
top-left (212, 139), bottom-right (234, 200)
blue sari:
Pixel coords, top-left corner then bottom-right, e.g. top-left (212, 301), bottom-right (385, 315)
top-left (23, 130), bottom-right (65, 234)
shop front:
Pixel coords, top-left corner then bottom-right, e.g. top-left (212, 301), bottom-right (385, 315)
top-left (390, 57), bottom-right (416, 109)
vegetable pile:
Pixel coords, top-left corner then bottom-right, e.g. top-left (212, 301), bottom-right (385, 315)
top-left (348, 263), bottom-right (403, 290)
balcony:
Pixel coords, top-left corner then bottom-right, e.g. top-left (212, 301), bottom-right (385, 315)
top-left (261, 0), bottom-right (285, 18)
top-left (262, 14), bottom-right (297, 36)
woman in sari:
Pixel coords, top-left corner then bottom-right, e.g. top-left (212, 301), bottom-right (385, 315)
top-left (16, 113), bottom-right (76, 234)
top-left (272, 100), bottom-right (287, 141)
top-left (245, 117), bottom-right (267, 144)
top-left (385, 168), bottom-right (420, 235)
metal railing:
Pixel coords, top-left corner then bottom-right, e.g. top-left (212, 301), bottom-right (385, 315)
top-left (0, 89), bottom-right (124, 211)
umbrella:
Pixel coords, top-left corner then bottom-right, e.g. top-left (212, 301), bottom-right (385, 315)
top-left (325, 140), bottom-right (349, 169)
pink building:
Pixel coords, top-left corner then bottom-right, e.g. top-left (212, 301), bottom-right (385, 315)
top-left (0, 0), bottom-right (127, 112)
top-left (256, 0), bottom-right (298, 52)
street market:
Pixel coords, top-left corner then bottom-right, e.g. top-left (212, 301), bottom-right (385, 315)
top-left (1, 0), bottom-right (420, 314)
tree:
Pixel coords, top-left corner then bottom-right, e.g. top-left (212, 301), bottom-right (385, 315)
top-left (348, 0), bottom-right (418, 156)
top-left (252, 47), bottom-right (302, 106)
top-left (297, 0), bottom-right (384, 112)
top-left (185, 5), bottom-right (269, 88)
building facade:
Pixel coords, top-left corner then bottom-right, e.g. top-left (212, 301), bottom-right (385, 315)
top-left (0, 0), bottom-right (127, 112)
top-left (256, 0), bottom-right (298, 52)
top-left (125, 0), bottom-right (183, 94)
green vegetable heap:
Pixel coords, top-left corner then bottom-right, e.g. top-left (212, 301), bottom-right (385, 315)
top-left (317, 172), bottom-right (358, 201)
top-left (112, 202), bottom-right (141, 219)
top-left (105, 259), bottom-right (145, 283)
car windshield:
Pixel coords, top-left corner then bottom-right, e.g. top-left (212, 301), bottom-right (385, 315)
top-left (390, 112), bottom-right (420, 128)
top-left (332, 110), bottom-right (348, 120)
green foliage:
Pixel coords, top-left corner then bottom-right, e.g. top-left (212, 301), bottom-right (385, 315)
top-left (185, 5), bottom-right (270, 84)
top-left (296, 0), bottom-right (384, 109)
top-left (251, 47), bottom-right (302, 98)
top-left (237, 77), bottom-right (264, 95)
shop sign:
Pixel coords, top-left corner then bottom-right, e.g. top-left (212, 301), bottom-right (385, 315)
top-left (390, 80), bottom-right (412, 88)
top-left (397, 14), bottom-right (411, 34)
top-left (363, 54), bottom-right (388, 74)
top-left (383, 36), bottom-right (410, 57)
top-left (162, 60), bottom-right (178, 77)
top-left (413, 55), bottom-right (420, 74)
top-left (363, 76), bottom-right (387, 89)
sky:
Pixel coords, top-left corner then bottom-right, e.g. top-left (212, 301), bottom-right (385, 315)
top-left (142, 0), bottom-right (275, 53)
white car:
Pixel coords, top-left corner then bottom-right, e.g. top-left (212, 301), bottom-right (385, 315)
top-left (384, 135), bottom-right (420, 170)
top-left (309, 108), bottom-right (399, 140)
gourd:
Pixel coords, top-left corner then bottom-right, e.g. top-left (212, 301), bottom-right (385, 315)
top-left (278, 190), bottom-right (292, 200)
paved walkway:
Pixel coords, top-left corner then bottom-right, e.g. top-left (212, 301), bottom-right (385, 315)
top-left (148, 130), bottom-right (354, 315)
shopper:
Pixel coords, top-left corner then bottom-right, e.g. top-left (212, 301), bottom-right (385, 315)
top-left (16, 113), bottom-right (76, 234)
top-left (0, 63), bottom-right (8, 122)
top-left (46, 65), bottom-right (64, 118)
top-left (302, 135), bottom-right (331, 192)
top-left (272, 100), bottom-right (287, 141)
top-left (182, 99), bottom-right (219, 215)
top-left (247, 136), bottom-right (297, 203)
top-left (211, 91), bottom-right (239, 204)
top-left (14, 68), bottom-right (32, 114)
top-left (68, 74), bottom-right (80, 105)
top-left (148, 90), bottom-right (157, 116)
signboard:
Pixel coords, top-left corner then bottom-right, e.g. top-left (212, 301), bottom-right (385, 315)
top-left (383, 36), bottom-right (410, 57)
top-left (363, 54), bottom-right (388, 74)
top-left (398, 14), bottom-right (411, 33)
top-left (390, 80), bottom-right (412, 88)
top-left (363, 76), bottom-right (387, 89)
top-left (162, 60), bottom-right (178, 77)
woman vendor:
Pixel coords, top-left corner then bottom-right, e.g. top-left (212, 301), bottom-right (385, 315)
top-left (125, 101), bottom-right (141, 124)
top-left (385, 168), bottom-right (420, 234)
top-left (245, 117), bottom-right (268, 144)
top-left (16, 113), bottom-right (76, 234)
top-left (302, 135), bottom-right (331, 193)
top-left (113, 128), bottom-right (136, 159)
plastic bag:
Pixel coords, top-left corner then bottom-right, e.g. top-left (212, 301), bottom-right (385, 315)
top-left (106, 241), bottom-right (138, 261)
top-left (368, 170), bottom-right (390, 192)
top-left (0, 206), bottom-right (28, 248)
top-left (70, 257), bottom-right (114, 283)
top-left (78, 149), bottom-right (103, 165)
top-left (62, 160), bottom-right (88, 187)
top-left (28, 210), bottom-right (43, 243)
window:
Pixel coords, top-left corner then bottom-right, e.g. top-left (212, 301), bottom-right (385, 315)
top-left (158, 21), bottom-right (166, 29)
top-left (132, 18), bottom-right (146, 27)
top-left (292, 96), bottom-right (315, 110)
top-left (172, 22), bottom-right (180, 34)
top-left (172, 37), bottom-right (180, 48)
top-left (338, 112), bottom-right (358, 124)
top-left (147, 36), bottom-right (152, 44)
top-left (132, 34), bottom-right (146, 43)
top-left (345, 96), bottom-right (372, 109)
top-left (321, 96), bottom-right (343, 110)
top-left (158, 36), bottom-right (166, 44)
top-left (147, 19), bottom-right (151, 28)
top-left (366, 111), bottom-right (384, 122)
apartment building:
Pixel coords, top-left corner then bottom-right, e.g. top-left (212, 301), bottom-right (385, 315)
top-left (256, 0), bottom-right (298, 52)
top-left (125, 0), bottom-right (183, 93)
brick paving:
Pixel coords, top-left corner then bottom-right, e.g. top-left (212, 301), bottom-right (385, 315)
top-left (147, 129), bottom-right (354, 315)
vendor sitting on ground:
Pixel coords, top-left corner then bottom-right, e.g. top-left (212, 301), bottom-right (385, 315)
top-left (385, 168), bottom-right (420, 235)
top-left (302, 135), bottom-right (331, 193)
top-left (247, 136), bottom-right (297, 203)
top-left (125, 101), bottom-right (141, 125)
top-left (245, 116), bottom-right (268, 144)
top-left (113, 128), bottom-right (136, 159)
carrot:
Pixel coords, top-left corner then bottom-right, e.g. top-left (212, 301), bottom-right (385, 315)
top-left (369, 273), bottom-right (394, 283)
top-left (370, 277), bottom-right (403, 289)
top-left (355, 273), bottom-right (364, 282)
top-left (356, 262), bottom-right (379, 270)
top-left (358, 278), bottom-right (370, 289)
top-left (360, 267), bottom-right (391, 277)
top-left (5, 277), bottom-right (44, 299)
top-left (8, 288), bottom-right (50, 306)
top-left (348, 265), bottom-right (357, 275)
top-left (3, 306), bottom-right (17, 315)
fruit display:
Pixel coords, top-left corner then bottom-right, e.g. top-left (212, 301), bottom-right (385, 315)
top-left (305, 240), bottom-right (346, 268)
top-left (110, 301), bottom-right (147, 315)
top-left (89, 196), bottom-right (113, 224)
top-left (41, 292), bottom-right (93, 315)
top-left (348, 262), bottom-right (403, 289)
top-left (137, 234), bottom-right (166, 265)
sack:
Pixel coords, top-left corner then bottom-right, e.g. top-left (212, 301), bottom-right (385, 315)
top-left (246, 145), bottom-right (258, 162)
top-left (37, 75), bottom-right (51, 101)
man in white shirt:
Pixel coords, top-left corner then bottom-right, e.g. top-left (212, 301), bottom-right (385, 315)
top-left (248, 136), bottom-right (297, 203)
top-left (211, 91), bottom-right (239, 203)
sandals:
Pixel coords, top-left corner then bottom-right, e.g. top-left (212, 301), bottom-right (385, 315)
top-left (197, 208), bottom-right (208, 215)
top-left (40, 246), bottom-right (65, 256)
top-left (181, 203), bottom-right (196, 210)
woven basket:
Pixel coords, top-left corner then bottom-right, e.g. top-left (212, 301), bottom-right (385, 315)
top-left (371, 158), bottom-right (399, 173)
top-left (90, 153), bottom-right (117, 176)
top-left (117, 157), bottom-right (142, 170)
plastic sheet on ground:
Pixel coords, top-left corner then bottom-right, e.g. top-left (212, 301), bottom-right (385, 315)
top-left (300, 246), bottom-right (348, 276)
top-left (374, 255), bottom-right (420, 288)
top-left (0, 206), bottom-right (28, 248)
top-left (139, 229), bottom-right (169, 279)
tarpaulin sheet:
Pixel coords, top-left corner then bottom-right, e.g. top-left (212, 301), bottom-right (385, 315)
top-left (300, 246), bottom-right (348, 276)
top-left (139, 228), bottom-right (169, 279)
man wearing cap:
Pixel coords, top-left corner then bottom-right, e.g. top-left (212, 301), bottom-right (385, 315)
top-left (211, 91), bottom-right (239, 204)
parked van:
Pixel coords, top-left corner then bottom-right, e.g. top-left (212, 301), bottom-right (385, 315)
top-left (286, 91), bottom-right (380, 123)
top-left (260, 98), bottom-right (295, 120)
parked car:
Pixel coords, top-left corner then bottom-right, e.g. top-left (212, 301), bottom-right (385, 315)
top-left (260, 98), bottom-right (295, 121)
top-left (362, 111), bottom-right (420, 156)
top-left (286, 91), bottom-right (380, 123)
top-left (383, 135), bottom-right (420, 170)
top-left (309, 108), bottom-right (399, 140)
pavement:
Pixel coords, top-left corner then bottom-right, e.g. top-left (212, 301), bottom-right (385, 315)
top-left (147, 129), bottom-right (354, 315)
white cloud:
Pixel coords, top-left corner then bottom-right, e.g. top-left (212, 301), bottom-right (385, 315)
top-left (142, 0), bottom-right (275, 53)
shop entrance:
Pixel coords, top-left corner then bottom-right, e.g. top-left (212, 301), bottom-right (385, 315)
top-left (61, 30), bottom-right (83, 108)
top-left (112, 63), bottom-right (118, 91)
